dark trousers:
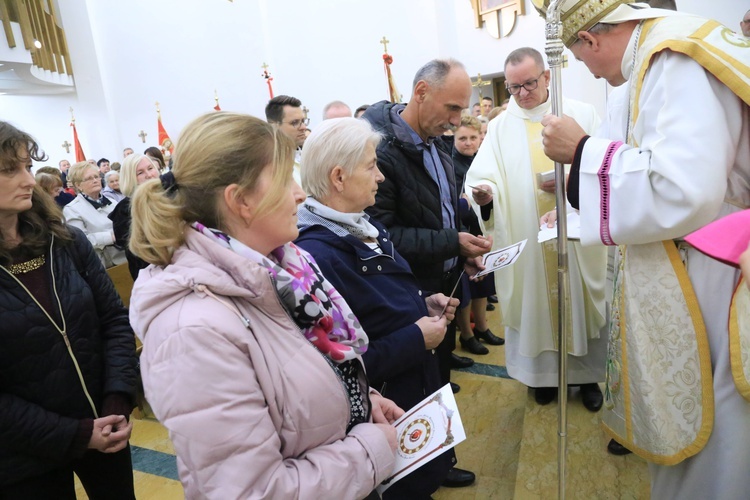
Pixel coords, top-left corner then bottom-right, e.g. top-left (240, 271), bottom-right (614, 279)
top-left (436, 323), bottom-right (457, 386)
top-left (1, 446), bottom-right (135, 500)
top-left (435, 267), bottom-right (462, 386)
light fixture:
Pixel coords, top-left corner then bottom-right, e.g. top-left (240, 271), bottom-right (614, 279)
top-left (33, 39), bottom-right (42, 49)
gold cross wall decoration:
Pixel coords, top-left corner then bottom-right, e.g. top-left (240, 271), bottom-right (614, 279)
top-left (472, 73), bottom-right (492, 98)
top-left (61, 140), bottom-right (71, 153)
top-left (138, 130), bottom-right (148, 143)
top-left (380, 36), bottom-right (389, 53)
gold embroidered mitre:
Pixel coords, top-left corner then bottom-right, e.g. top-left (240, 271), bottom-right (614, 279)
top-left (531, 0), bottom-right (635, 47)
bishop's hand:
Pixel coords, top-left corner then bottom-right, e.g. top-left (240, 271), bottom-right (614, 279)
top-left (541, 114), bottom-right (586, 164)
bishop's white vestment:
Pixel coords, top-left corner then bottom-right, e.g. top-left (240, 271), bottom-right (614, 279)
top-left (576, 14), bottom-right (750, 499)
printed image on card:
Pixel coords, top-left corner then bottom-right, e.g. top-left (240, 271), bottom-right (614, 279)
top-left (473, 239), bottom-right (527, 278)
top-left (377, 384), bottom-right (466, 494)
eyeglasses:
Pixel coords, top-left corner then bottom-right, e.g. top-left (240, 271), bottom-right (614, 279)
top-left (506, 72), bottom-right (545, 95)
top-left (81, 175), bottom-right (100, 183)
top-left (282, 118), bottom-right (310, 129)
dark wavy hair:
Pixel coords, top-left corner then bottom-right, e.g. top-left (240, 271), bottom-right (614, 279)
top-left (0, 121), bottom-right (72, 266)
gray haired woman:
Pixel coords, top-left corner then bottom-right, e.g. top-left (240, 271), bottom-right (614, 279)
top-left (295, 117), bottom-right (462, 498)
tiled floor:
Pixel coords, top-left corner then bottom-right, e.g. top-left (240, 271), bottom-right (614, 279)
top-left (76, 308), bottom-right (650, 499)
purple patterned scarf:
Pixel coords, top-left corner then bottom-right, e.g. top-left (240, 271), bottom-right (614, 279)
top-left (192, 222), bottom-right (368, 363)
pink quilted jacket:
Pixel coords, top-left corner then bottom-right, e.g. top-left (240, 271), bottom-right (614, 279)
top-left (129, 230), bottom-right (395, 499)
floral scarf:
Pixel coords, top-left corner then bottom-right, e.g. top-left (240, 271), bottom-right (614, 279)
top-left (191, 222), bottom-right (369, 364)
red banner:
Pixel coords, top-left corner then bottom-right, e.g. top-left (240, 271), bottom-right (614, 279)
top-left (71, 122), bottom-right (85, 162)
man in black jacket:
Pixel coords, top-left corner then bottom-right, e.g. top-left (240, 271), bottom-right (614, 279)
top-left (362, 58), bottom-right (491, 489)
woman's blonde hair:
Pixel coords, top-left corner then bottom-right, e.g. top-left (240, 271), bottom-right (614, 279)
top-left (67, 161), bottom-right (98, 191)
top-left (459, 115), bottom-right (481, 132)
top-left (35, 172), bottom-right (63, 194)
top-left (129, 112), bottom-right (295, 266)
top-left (119, 153), bottom-right (156, 197)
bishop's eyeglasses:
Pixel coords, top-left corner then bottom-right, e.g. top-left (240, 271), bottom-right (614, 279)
top-left (505, 72), bottom-right (545, 95)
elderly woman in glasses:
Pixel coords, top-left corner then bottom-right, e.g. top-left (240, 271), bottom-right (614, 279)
top-left (295, 117), bottom-right (459, 499)
top-left (63, 161), bottom-right (126, 268)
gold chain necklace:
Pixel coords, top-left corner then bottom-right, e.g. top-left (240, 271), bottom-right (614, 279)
top-left (0, 236), bottom-right (99, 418)
top-left (8, 254), bottom-right (46, 275)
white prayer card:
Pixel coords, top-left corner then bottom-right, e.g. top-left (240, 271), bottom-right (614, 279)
top-left (538, 210), bottom-right (581, 243)
top-left (472, 239), bottom-right (528, 278)
top-left (377, 384), bottom-right (466, 494)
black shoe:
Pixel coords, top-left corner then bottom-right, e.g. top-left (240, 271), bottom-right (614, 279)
top-left (607, 439), bottom-right (632, 456)
top-left (486, 303), bottom-right (496, 311)
top-left (473, 327), bottom-right (505, 346)
top-left (450, 353), bottom-right (475, 369)
top-left (460, 335), bottom-right (489, 355)
top-left (441, 467), bottom-right (476, 488)
top-left (488, 295), bottom-right (498, 303)
top-left (580, 383), bottom-right (603, 412)
top-left (534, 387), bottom-right (556, 405)
top-left (450, 382), bottom-right (461, 394)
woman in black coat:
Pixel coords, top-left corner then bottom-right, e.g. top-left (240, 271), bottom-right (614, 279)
top-left (0, 122), bottom-right (138, 498)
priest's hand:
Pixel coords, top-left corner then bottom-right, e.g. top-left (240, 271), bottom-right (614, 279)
top-left (459, 232), bottom-right (492, 257)
top-left (471, 184), bottom-right (493, 206)
top-left (540, 209), bottom-right (557, 228)
top-left (541, 114), bottom-right (586, 164)
top-left (539, 174), bottom-right (569, 194)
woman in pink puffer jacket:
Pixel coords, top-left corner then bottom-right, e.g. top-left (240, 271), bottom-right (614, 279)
top-left (128, 112), bottom-right (399, 499)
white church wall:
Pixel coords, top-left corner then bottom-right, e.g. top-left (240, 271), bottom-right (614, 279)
top-left (0, 0), bottom-right (743, 167)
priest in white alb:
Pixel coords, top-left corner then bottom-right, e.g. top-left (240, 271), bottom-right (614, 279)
top-left (465, 47), bottom-right (608, 410)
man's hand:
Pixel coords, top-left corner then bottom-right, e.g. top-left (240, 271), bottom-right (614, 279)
top-left (370, 393), bottom-right (405, 424)
top-left (459, 232), bottom-right (492, 258)
top-left (425, 293), bottom-right (459, 321)
top-left (541, 114), bottom-right (587, 164)
top-left (471, 184), bottom-right (494, 206)
top-left (540, 209), bottom-right (557, 228)
top-left (464, 255), bottom-right (486, 280)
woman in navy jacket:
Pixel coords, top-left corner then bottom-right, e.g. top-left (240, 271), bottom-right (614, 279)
top-left (295, 117), bottom-right (460, 499)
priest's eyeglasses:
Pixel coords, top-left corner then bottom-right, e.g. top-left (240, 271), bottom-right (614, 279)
top-left (284, 118), bottom-right (310, 129)
top-left (505, 72), bottom-right (545, 95)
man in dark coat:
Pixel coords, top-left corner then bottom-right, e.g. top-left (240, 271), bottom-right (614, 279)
top-left (362, 58), bottom-right (492, 489)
